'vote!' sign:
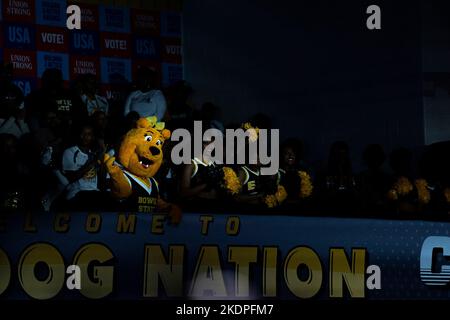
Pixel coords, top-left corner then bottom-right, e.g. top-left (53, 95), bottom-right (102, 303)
top-left (36, 26), bottom-right (68, 52)
top-left (100, 33), bottom-right (131, 58)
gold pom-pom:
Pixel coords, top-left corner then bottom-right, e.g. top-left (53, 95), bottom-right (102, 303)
top-left (242, 122), bottom-right (259, 142)
top-left (394, 177), bottom-right (413, 196)
top-left (298, 171), bottom-right (313, 198)
top-left (264, 194), bottom-right (278, 208)
top-left (222, 167), bottom-right (241, 195)
top-left (415, 179), bottom-right (430, 204)
top-left (275, 185), bottom-right (287, 204)
top-left (444, 188), bottom-right (450, 203)
top-left (387, 189), bottom-right (398, 201)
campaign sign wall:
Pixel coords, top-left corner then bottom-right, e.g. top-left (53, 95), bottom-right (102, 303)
top-left (3, 0), bottom-right (35, 23)
top-left (35, 0), bottom-right (66, 27)
top-left (0, 3), bottom-right (182, 92)
top-left (100, 32), bottom-right (131, 58)
top-left (70, 55), bottom-right (99, 79)
top-left (69, 30), bottom-right (99, 55)
top-left (162, 63), bottom-right (183, 87)
top-left (161, 11), bottom-right (182, 37)
top-left (3, 49), bottom-right (36, 77)
top-left (161, 37), bottom-right (182, 64)
top-left (131, 9), bottom-right (160, 36)
top-left (99, 5), bottom-right (130, 33)
top-left (13, 77), bottom-right (36, 96)
top-left (4, 23), bottom-right (35, 50)
top-left (133, 35), bottom-right (160, 60)
top-left (37, 51), bottom-right (69, 80)
top-left (36, 26), bottom-right (67, 52)
top-left (101, 57), bottom-right (132, 84)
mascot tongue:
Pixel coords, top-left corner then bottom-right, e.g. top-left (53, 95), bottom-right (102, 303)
top-left (139, 156), bottom-right (153, 168)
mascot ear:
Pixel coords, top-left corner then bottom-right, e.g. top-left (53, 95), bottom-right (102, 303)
top-left (162, 129), bottom-right (171, 140)
top-left (136, 118), bottom-right (152, 129)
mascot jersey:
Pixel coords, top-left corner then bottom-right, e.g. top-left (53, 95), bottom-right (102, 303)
top-left (119, 166), bottom-right (159, 213)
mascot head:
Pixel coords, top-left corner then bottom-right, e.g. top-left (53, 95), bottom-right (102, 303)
top-left (118, 117), bottom-right (171, 178)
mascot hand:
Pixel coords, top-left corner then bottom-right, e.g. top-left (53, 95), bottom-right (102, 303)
top-left (104, 154), bottom-right (122, 176)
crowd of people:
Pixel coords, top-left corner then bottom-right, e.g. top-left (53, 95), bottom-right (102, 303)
top-left (1, 62), bottom-right (450, 220)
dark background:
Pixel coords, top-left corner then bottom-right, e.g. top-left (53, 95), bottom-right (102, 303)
top-left (183, 0), bottom-right (450, 171)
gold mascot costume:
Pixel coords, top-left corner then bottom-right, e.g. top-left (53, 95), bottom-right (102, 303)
top-left (104, 117), bottom-right (181, 223)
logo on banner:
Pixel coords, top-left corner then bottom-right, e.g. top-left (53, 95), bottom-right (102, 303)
top-left (4, 49), bottom-right (36, 77)
top-left (70, 55), bottom-right (99, 78)
top-left (99, 6), bottom-right (130, 33)
top-left (70, 30), bottom-right (99, 54)
top-left (162, 63), bottom-right (183, 87)
top-left (3, 0), bottom-right (35, 23)
top-left (420, 236), bottom-right (450, 286)
top-left (37, 51), bottom-right (69, 80)
top-left (4, 23), bottom-right (36, 50)
top-left (131, 9), bottom-right (160, 35)
top-left (36, 0), bottom-right (66, 27)
top-left (101, 33), bottom-right (131, 57)
top-left (37, 26), bottom-right (68, 52)
top-left (161, 12), bottom-right (182, 37)
top-left (133, 36), bottom-right (159, 60)
top-left (101, 57), bottom-right (131, 84)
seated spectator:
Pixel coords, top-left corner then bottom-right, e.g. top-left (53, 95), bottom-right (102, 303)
top-left (386, 147), bottom-right (424, 215)
top-left (80, 74), bottom-right (109, 116)
top-left (279, 139), bottom-right (313, 208)
top-left (26, 68), bottom-right (87, 137)
top-left (179, 139), bottom-right (222, 210)
top-left (124, 66), bottom-right (166, 120)
top-left (317, 141), bottom-right (358, 215)
top-left (165, 80), bottom-right (193, 131)
top-left (199, 102), bottom-right (224, 133)
top-left (0, 63), bottom-right (29, 138)
top-left (357, 144), bottom-right (391, 214)
top-left (0, 134), bottom-right (29, 212)
top-left (61, 124), bottom-right (106, 211)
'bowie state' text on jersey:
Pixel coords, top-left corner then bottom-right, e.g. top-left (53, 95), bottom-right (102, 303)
top-left (120, 169), bottom-right (159, 213)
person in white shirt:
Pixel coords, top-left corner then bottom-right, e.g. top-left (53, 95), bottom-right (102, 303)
top-left (80, 74), bottom-right (109, 116)
top-left (62, 124), bottom-right (105, 210)
top-left (0, 107), bottom-right (30, 138)
top-left (123, 66), bottom-right (167, 120)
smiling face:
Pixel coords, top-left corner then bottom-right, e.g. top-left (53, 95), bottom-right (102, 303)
top-left (118, 121), bottom-right (170, 178)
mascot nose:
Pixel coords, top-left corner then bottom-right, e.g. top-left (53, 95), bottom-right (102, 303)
top-left (149, 146), bottom-right (160, 156)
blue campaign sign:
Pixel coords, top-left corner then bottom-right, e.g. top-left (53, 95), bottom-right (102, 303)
top-left (99, 5), bottom-right (130, 33)
top-left (100, 57), bottom-right (131, 84)
top-left (162, 62), bottom-right (183, 87)
top-left (160, 11), bottom-right (182, 37)
top-left (1, 212), bottom-right (450, 300)
top-left (35, 0), bottom-right (67, 27)
top-left (37, 51), bottom-right (69, 80)
top-left (69, 30), bottom-right (99, 55)
top-left (4, 23), bottom-right (36, 50)
top-left (132, 35), bottom-right (160, 60)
